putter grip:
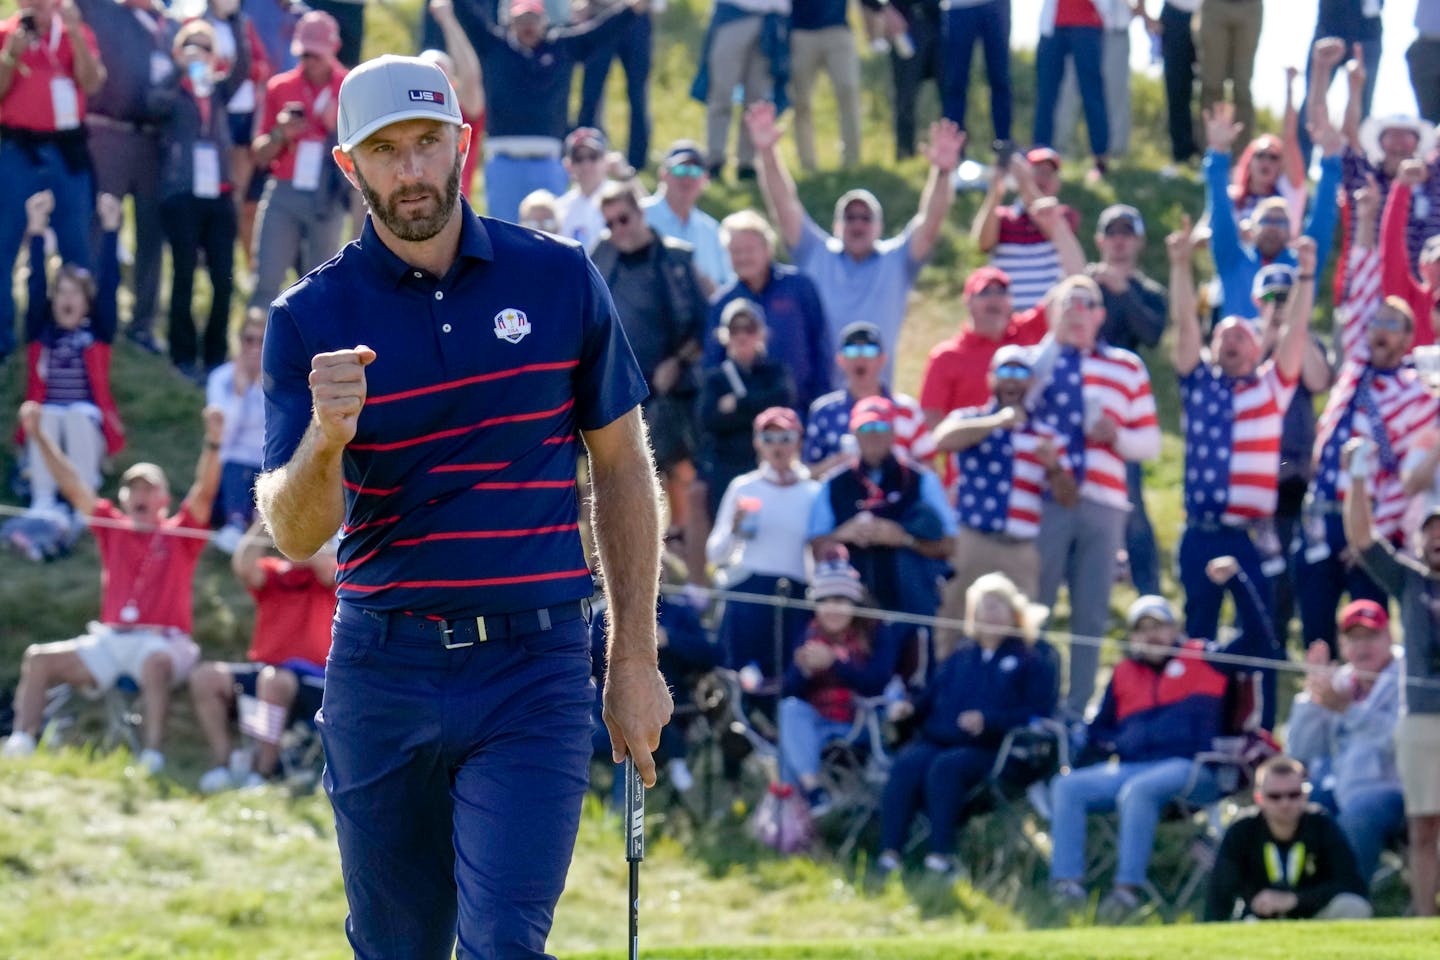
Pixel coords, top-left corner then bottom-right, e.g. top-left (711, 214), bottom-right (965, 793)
top-left (624, 757), bottom-right (645, 862)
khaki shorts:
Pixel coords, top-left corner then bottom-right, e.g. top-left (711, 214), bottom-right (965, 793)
top-left (1396, 713), bottom-right (1440, 816)
top-left (73, 622), bottom-right (200, 694)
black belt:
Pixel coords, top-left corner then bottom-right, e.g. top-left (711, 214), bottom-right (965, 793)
top-left (368, 600), bottom-right (586, 650)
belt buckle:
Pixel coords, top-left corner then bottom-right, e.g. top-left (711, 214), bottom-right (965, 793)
top-left (441, 616), bottom-right (488, 650)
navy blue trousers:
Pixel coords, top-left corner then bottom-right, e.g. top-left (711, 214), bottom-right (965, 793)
top-left (1293, 513), bottom-right (1389, 659)
top-left (879, 739), bottom-right (994, 857)
top-left (320, 601), bottom-right (594, 960)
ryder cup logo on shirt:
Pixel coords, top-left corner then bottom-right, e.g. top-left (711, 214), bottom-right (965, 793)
top-left (408, 89), bottom-right (447, 104)
top-left (494, 308), bottom-right (532, 344)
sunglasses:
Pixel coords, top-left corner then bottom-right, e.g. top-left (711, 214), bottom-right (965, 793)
top-left (758, 430), bottom-right (799, 445)
top-left (1370, 312), bottom-right (1408, 333)
top-left (604, 212), bottom-right (633, 229)
top-left (569, 151), bottom-right (602, 163)
top-left (241, 334), bottom-right (264, 345)
top-left (1256, 216), bottom-right (1290, 229)
top-left (855, 421), bottom-right (892, 434)
top-left (841, 343), bottom-right (882, 359)
top-left (972, 284), bottom-right (1009, 298)
top-left (1103, 225), bottom-right (1138, 237)
top-left (728, 323), bottom-right (760, 336)
top-left (1064, 295), bottom-right (1100, 310)
top-left (1260, 290), bottom-right (1290, 305)
top-left (844, 212), bottom-right (874, 223)
top-left (667, 163), bottom-right (706, 179)
top-left (993, 363), bottom-right (1032, 380)
top-left (1253, 151), bottom-right (1282, 162)
top-left (1263, 790), bottom-right (1305, 801)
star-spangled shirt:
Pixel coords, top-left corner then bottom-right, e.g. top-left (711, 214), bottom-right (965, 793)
top-left (945, 403), bottom-right (1069, 540)
top-left (1180, 359), bottom-right (1296, 525)
top-left (803, 388), bottom-right (925, 466)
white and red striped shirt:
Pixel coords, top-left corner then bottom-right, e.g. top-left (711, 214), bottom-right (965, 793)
top-left (945, 405), bottom-right (1070, 539)
top-left (1181, 360), bottom-right (1296, 524)
top-left (1057, 346), bottom-right (1161, 510)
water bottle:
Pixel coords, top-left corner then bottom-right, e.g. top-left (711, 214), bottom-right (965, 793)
top-left (188, 59), bottom-right (212, 99)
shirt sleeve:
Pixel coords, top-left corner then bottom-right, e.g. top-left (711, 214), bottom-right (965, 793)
top-left (573, 250), bottom-right (650, 432)
top-left (918, 469), bottom-right (958, 536)
top-left (807, 483), bottom-right (837, 540)
top-left (261, 303), bottom-right (315, 472)
top-left (792, 214), bottom-right (830, 272)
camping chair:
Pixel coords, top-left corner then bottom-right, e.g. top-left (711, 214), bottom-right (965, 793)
top-left (815, 694), bottom-right (894, 859)
top-left (40, 675), bottom-right (143, 756)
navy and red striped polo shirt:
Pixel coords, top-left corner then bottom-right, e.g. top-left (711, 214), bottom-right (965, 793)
top-left (262, 207), bottom-right (648, 618)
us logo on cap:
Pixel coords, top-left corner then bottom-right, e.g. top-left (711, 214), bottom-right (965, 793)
top-left (408, 89), bottom-right (446, 104)
top-left (494, 308), bottom-right (531, 344)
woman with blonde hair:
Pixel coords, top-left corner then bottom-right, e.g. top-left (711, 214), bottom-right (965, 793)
top-left (874, 572), bottom-right (1056, 875)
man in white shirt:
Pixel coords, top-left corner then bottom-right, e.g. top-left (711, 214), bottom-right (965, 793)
top-left (553, 126), bottom-right (615, 252)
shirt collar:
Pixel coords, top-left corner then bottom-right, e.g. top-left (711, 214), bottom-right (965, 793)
top-left (358, 204), bottom-right (495, 287)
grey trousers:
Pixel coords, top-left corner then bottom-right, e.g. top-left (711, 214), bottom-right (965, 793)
top-left (790, 25), bottom-right (863, 170)
top-left (705, 16), bottom-right (772, 169)
top-left (248, 179), bottom-right (347, 312)
top-left (1037, 497), bottom-right (1127, 717)
top-left (87, 125), bottom-right (163, 332)
top-left (1055, 27), bottom-right (1132, 158)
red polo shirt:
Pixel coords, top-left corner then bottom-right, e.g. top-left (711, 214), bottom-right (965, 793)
top-left (919, 304), bottom-right (1049, 414)
top-left (91, 499), bottom-right (210, 635)
top-left (247, 557), bottom-right (337, 667)
top-left (257, 64), bottom-right (347, 182)
top-left (0, 15), bottom-right (100, 132)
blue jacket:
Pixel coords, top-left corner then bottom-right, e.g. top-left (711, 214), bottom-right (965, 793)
top-left (912, 637), bottom-right (1057, 748)
top-left (1205, 149), bottom-right (1342, 319)
top-left (706, 264), bottom-right (833, 414)
top-left (1089, 572), bottom-right (1277, 763)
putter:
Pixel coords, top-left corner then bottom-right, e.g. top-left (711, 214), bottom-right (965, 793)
top-left (624, 756), bottom-right (645, 960)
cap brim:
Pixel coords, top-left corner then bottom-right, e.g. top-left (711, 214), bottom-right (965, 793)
top-left (340, 110), bottom-right (463, 151)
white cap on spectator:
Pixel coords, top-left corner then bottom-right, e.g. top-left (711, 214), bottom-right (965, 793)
top-left (336, 55), bottom-right (463, 151)
top-left (1126, 594), bottom-right (1177, 629)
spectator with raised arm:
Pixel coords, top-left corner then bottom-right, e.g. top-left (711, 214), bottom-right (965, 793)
top-left (14, 192), bottom-right (124, 535)
top-left (190, 519), bottom-right (336, 792)
top-left (1298, 2), bottom-right (1383, 162)
top-left (1031, 275), bottom-right (1162, 718)
top-left (973, 150), bottom-right (1084, 311)
top-left (746, 100), bottom-right (961, 381)
top-left (1379, 160), bottom-right (1440, 348)
top-left (1224, 70), bottom-right (1309, 235)
top-left (1288, 599), bottom-right (1405, 883)
top-left (1343, 439), bottom-right (1440, 918)
top-left (2, 404), bottom-right (223, 773)
top-left (1049, 559), bottom-right (1278, 921)
top-left (928, 345), bottom-right (1077, 658)
top-left (707, 209), bottom-right (832, 413)
top-left (0, 0), bottom-right (105, 364)
top-left (1204, 100), bottom-right (1343, 321)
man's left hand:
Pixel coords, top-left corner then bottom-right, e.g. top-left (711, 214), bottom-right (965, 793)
top-left (602, 655), bottom-right (674, 787)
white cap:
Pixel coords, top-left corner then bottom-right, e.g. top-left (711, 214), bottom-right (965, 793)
top-left (336, 55), bottom-right (463, 151)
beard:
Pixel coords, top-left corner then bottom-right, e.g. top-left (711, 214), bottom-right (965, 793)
top-left (354, 154), bottom-right (462, 243)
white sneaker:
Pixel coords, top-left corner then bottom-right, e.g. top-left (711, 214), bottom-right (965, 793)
top-left (241, 772), bottom-right (267, 790)
top-left (212, 524), bottom-right (244, 555)
top-left (2, 731), bottom-right (37, 757)
top-left (137, 748), bottom-right (165, 775)
top-left (198, 765), bottom-right (234, 794)
top-left (667, 758), bottom-right (694, 793)
top-left (876, 851), bottom-right (901, 874)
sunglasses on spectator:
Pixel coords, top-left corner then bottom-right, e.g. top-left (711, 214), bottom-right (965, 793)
top-left (667, 163), bottom-right (706, 179)
top-left (241, 333), bottom-right (264, 345)
top-left (1370, 312), bottom-right (1407, 333)
top-left (604, 212), bottom-right (633, 229)
top-left (299, 51), bottom-right (326, 61)
top-left (993, 363), bottom-right (1032, 380)
top-left (841, 343), bottom-right (882, 359)
top-left (1064, 295), bottom-right (1100, 310)
top-left (1260, 290), bottom-right (1289, 305)
top-left (1253, 151), bottom-right (1282, 162)
top-left (854, 421), bottom-right (892, 435)
top-left (1103, 224), bottom-right (1138, 237)
top-left (1262, 790), bottom-right (1305, 801)
top-left (569, 151), bottom-right (602, 164)
top-left (758, 430), bottom-right (799, 445)
top-left (972, 284), bottom-right (1008, 298)
top-left (844, 212), bottom-right (874, 223)
top-left (728, 323), bottom-right (760, 336)
top-left (1256, 216), bottom-right (1290, 229)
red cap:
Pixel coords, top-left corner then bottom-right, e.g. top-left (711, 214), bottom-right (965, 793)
top-left (511, 0), bottom-right (547, 17)
top-left (1026, 147), bottom-right (1062, 170)
top-left (964, 266), bottom-right (1011, 298)
top-left (754, 406), bottom-right (801, 433)
top-left (849, 396), bottom-right (897, 432)
top-left (291, 10), bottom-right (341, 58)
top-left (1339, 599), bottom-right (1389, 634)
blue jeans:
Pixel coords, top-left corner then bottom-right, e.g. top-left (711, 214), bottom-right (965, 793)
top-left (1299, 36), bottom-right (1381, 162)
top-left (1338, 783), bottom-right (1406, 882)
top-left (577, 10), bottom-right (652, 172)
top-left (0, 141), bottom-right (92, 358)
top-left (1125, 461), bottom-right (1160, 597)
top-left (483, 154), bottom-right (568, 225)
top-left (1034, 26), bottom-right (1108, 158)
top-left (778, 696), bottom-right (854, 785)
top-left (1050, 757), bottom-right (1219, 888)
top-left (879, 738), bottom-right (994, 856)
top-left (940, 0), bottom-right (1012, 143)
top-left (320, 601), bottom-right (594, 959)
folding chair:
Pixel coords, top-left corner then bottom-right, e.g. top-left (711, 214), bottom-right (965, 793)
top-left (815, 694), bottom-right (893, 859)
top-left (40, 674), bottom-right (143, 756)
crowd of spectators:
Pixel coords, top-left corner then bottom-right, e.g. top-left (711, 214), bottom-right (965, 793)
top-left (2, 0), bottom-right (1440, 926)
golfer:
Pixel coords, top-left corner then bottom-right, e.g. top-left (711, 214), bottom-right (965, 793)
top-left (256, 55), bottom-right (673, 959)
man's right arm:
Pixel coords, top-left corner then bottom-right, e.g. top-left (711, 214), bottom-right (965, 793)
top-left (256, 344), bottom-right (375, 561)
